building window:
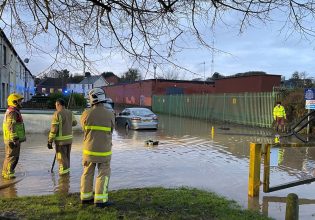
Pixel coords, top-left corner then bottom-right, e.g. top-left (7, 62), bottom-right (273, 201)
top-left (50, 88), bottom-right (54, 93)
top-left (2, 45), bottom-right (6, 65)
top-left (42, 88), bottom-right (46, 93)
top-left (58, 89), bottom-right (62, 92)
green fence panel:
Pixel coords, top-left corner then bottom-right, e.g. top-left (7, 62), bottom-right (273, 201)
top-left (153, 92), bottom-right (277, 128)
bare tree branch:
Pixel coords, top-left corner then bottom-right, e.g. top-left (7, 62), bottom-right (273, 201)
top-left (1, 0), bottom-right (315, 75)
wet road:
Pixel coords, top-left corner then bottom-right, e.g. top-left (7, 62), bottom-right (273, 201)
top-left (0, 113), bottom-right (315, 219)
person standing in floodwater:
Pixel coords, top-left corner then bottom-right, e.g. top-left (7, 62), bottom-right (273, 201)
top-left (273, 101), bottom-right (286, 132)
top-left (2, 93), bottom-right (26, 180)
top-left (47, 98), bottom-right (77, 175)
top-left (80, 88), bottom-right (115, 208)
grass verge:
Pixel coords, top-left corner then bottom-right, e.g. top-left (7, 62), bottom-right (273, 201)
top-left (0, 187), bottom-right (272, 220)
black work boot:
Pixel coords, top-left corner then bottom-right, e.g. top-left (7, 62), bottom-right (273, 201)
top-left (81, 199), bottom-right (94, 205)
top-left (95, 201), bottom-right (114, 208)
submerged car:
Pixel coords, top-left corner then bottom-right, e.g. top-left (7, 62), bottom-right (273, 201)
top-left (116, 107), bottom-right (158, 130)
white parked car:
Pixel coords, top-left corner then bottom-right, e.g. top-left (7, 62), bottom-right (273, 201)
top-left (116, 107), bottom-right (158, 130)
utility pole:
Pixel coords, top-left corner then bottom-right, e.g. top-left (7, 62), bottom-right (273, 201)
top-left (24, 58), bottom-right (29, 101)
top-left (203, 61), bottom-right (206, 93)
top-left (83, 43), bottom-right (91, 96)
top-left (153, 63), bottom-right (157, 79)
top-left (83, 43), bottom-right (91, 76)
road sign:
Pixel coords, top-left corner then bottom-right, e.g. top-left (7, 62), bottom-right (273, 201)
top-left (304, 88), bottom-right (315, 100)
top-left (305, 100), bottom-right (315, 110)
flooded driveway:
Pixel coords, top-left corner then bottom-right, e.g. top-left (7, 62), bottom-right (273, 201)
top-left (0, 114), bottom-right (315, 219)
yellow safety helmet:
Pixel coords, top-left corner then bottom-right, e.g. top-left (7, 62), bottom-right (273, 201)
top-left (7, 93), bottom-right (24, 107)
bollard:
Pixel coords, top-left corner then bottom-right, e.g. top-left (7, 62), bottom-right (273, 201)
top-left (211, 126), bottom-right (214, 139)
top-left (248, 143), bottom-right (262, 197)
top-left (285, 193), bottom-right (299, 220)
top-left (274, 134), bottom-right (280, 144)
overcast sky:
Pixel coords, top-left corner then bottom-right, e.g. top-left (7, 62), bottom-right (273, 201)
top-left (11, 10), bottom-right (315, 81)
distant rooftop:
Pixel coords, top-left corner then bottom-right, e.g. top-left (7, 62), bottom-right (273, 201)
top-left (80, 75), bottom-right (104, 84)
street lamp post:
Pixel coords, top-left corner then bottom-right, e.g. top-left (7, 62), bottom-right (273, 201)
top-left (203, 61), bottom-right (206, 93)
top-left (203, 61), bottom-right (205, 81)
top-left (83, 43), bottom-right (91, 96)
top-left (153, 63), bottom-right (157, 79)
top-left (83, 43), bottom-right (91, 76)
top-left (24, 58), bottom-right (30, 100)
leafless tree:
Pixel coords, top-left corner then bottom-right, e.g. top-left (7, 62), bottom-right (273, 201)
top-left (159, 68), bottom-right (180, 80)
top-left (1, 0), bottom-right (315, 73)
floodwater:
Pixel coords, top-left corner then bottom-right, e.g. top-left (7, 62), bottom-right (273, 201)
top-left (0, 113), bottom-right (315, 220)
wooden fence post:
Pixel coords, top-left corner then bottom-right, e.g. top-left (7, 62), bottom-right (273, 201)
top-left (285, 193), bottom-right (299, 220)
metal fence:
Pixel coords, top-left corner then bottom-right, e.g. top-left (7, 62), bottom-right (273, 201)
top-left (152, 92), bottom-right (278, 128)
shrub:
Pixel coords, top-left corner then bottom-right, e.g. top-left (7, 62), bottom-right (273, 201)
top-left (47, 92), bottom-right (86, 109)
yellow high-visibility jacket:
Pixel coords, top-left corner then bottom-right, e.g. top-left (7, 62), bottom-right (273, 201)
top-left (80, 103), bottom-right (115, 163)
top-left (273, 105), bottom-right (286, 120)
top-left (48, 108), bottom-right (77, 145)
top-left (3, 107), bottom-right (26, 144)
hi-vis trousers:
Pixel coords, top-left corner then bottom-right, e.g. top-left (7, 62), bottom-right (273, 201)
top-left (56, 144), bottom-right (71, 175)
top-left (2, 143), bottom-right (21, 179)
top-left (80, 161), bottom-right (111, 204)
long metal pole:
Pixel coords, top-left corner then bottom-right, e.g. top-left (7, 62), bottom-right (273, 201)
top-left (203, 61), bottom-right (206, 81)
top-left (83, 44), bottom-right (86, 76)
top-left (307, 109), bottom-right (310, 135)
top-left (50, 154), bottom-right (56, 173)
top-left (154, 66), bottom-right (156, 79)
top-left (203, 61), bottom-right (205, 93)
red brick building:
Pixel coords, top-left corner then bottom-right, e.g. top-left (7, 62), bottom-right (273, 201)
top-left (104, 79), bottom-right (215, 106)
top-left (103, 74), bottom-right (281, 107)
top-left (214, 74), bottom-right (281, 93)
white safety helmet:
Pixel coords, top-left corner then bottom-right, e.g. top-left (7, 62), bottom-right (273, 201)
top-left (88, 88), bottom-right (106, 105)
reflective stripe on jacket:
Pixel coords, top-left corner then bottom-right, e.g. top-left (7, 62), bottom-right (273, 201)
top-left (3, 107), bottom-right (25, 144)
top-left (273, 105), bottom-right (286, 120)
top-left (80, 104), bottom-right (115, 163)
top-left (48, 109), bottom-right (77, 145)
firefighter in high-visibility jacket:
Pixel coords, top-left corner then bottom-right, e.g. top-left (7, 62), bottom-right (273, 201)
top-left (48, 98), bottom-right (77, 175)
top-left (2, 93), bottom-right (26, 179)
top-left (80, 88), bottom-right (115, 208)
top-left (273, 101), bottom-right (286, 132)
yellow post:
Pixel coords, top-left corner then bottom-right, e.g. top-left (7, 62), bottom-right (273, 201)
top-left (248, 143), bottom-right (262, 197)
top-left (211, 126), bottom-right (214, 139)
top-left (274, 134), bottom-right (280, 144)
